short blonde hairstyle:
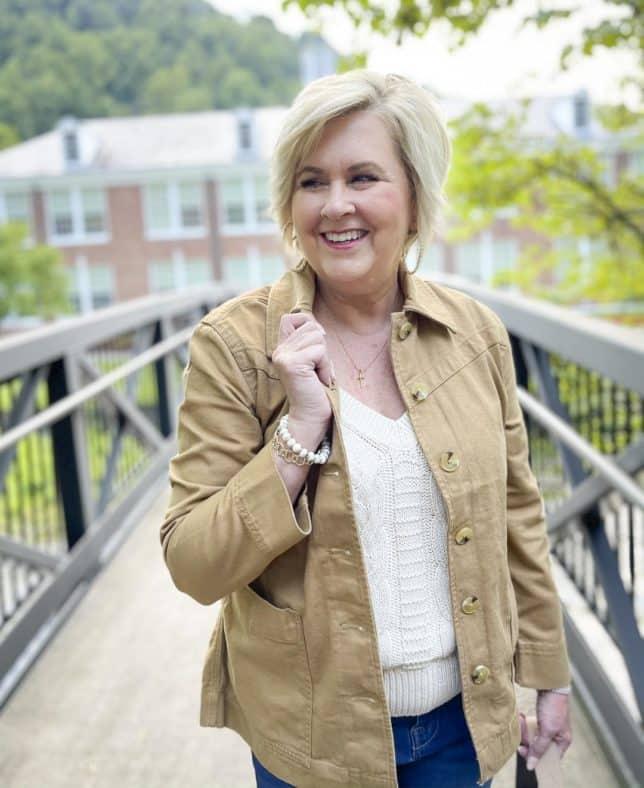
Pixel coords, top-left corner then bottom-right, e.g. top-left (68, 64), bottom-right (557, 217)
top-left (270, 70), bottom-right (451, 261)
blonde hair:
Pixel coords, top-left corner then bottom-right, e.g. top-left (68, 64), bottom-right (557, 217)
top-left (270, 70), bottom-right (451, 265)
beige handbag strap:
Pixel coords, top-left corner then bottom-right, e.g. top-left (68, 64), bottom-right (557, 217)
top-left (525, 715), bottom-right (563, 788)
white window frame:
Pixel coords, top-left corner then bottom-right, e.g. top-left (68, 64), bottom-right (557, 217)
top-left (69, 256), bottom-right (115, 313)
top-left (455, 240), bottom-right (483, 283)
top-left (147, 250), bottom-right (214, 293)
top-left (222, 247), bottom-right (285, 288)
top-left (143, 181), bottom-right (206, 241)
top-left (220, 174), bottom-right (277, 237)
top-left (46, 186), bottom-right (110, 246)
top-left (0, 190), bottom-right (33, 238)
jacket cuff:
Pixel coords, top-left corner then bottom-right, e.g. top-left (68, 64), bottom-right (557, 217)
top-left (515, 639), bottom-right (571, 689)
top-left (232, 440), bottom-right (312, 558)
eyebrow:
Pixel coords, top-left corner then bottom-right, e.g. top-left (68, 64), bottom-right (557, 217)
top-left (296, 161), bottom-right (386, 178)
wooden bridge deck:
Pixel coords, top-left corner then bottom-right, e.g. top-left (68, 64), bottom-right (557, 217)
top-left (0, 485), bottom-right (619, 787)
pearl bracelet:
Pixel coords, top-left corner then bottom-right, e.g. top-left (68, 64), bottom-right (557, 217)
top-left (272, 414), bottom-right (331, 466)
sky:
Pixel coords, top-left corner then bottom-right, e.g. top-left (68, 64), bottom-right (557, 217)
top-left (207, 0), bottom-right (639, 107)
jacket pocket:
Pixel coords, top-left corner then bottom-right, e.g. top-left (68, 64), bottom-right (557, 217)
top-left (223, 582), bottom-right (313, 759)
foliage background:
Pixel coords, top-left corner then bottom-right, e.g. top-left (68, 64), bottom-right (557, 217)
top-left (0, 0), bottom-right (303, 141)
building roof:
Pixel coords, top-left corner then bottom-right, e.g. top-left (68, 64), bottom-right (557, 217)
top-left (0, 93), bottom-right (617, 182)
top-left (0, 107), bottom-right (289, 179)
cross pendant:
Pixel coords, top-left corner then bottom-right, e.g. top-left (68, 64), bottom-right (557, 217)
top-left (357, 369), bottom-right (365, 388)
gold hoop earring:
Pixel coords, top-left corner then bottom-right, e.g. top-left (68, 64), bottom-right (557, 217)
top-left (406, 243), bottom-right (423, 275)
top-left (285, 221), bottom-right (300, 249)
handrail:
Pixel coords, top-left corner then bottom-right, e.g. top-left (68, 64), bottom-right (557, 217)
top-left (0, 284), bottom-right (235, 380)
top-left (0, 326), bottom-right (192, 453)
top-left (518, 387), bottom-right (644, 510)
top-left (429, 273), bottom-right (644, 395)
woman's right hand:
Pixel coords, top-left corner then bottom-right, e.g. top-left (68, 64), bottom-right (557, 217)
top-left (271, 313), bottom-right (334, 428)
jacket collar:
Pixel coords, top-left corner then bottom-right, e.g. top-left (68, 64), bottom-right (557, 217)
top-left (266, 260), bottom-right (459, 358)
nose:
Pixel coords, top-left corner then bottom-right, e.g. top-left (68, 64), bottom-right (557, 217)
top-left (321, 182), bottom-right (356, 221)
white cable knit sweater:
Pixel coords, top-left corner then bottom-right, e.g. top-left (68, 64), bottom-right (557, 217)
top-left (338, 387), bottom-right (462, 717)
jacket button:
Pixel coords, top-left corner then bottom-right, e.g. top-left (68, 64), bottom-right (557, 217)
top-left (439, 451), bottom-right (460, 472)
top-left (461, 595), bottom-right (480, 615)
top-left (398, 321), bottom-right (413, 340)
top-left (454, 526), bottom-right (473, 545)
top-left (412, 385), bottom-right (428, 401)
top-left (471, 665), bottom-right (490, 684)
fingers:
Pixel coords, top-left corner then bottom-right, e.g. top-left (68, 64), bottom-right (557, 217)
top-left (274, 312), bottom-right (334, 387)
top-left (527, 733), bottom-right (552, 771)
top-left (316, 353), bottom-right (335, 387)
top-left (278, 312), bottom-right (325, 344)
top-left (517, 712), bottom-right (529, 758)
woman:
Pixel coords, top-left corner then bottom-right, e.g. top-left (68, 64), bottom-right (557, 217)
top-left (160, 71), bottom-right (572, 787)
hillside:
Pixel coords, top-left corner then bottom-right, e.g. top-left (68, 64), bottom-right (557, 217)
top-left (0, 0), bottom-right (303, 141)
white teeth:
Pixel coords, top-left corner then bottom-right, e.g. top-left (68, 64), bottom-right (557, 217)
top-left (324, 230), bottom-right (365, 242)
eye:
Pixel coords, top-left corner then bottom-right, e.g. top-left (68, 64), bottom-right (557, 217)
top-left (352, 173), bottom-right (378, 184)
top-left (299, 178), bottom-right (323, 189)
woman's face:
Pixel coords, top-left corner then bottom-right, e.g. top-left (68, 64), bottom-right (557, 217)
top-left (290, 111), bottom-right (415, 294)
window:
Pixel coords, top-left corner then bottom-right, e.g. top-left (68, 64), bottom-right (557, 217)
top-left (1, 191), bottom-right (31, 234)
top-left (145, 184), bottom-right (170, 232)
top-left (222, 257), bottom-right (252, 287)
top-left (221, 179), bottom-right (245, 225)
top-left (255, 177), bottom-right (271, 224)
top-left (148, 260), bottom-right (175, 292)
top-left (492, 239), bottom-right (518, 272)
top-left (82, 188), bottom-right (106, 234)
top-left (143, 181), bottom-right (204, 236)
top-left (64, 131), bottom-right (79, 163)
top-left (89, 266), bottom-right (114, 307)
top-left (454, 242), bottom-right (482, 282)
top-left (415, 244), bottom-right (445, 276)
top-left (50, 190), bottom-right (74, 236)
top-left (148, 257), bottom-right (213, 293)
top-left (68, 262), bottom-right (114, 312)
top-left (222, 254), bottom-right (284, 288)
top-left (185, 258), bottom-right (212, 285)
top-left (47, 187), bottom-right (108, 242)
top-left (628, 151), bottom-right (644, 178)
top-left (179, 183), bottom-right (203, 228)
top-left (239, 119), bottom-right (252, 152)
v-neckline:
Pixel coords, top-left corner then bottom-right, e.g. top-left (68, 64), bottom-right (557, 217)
top-left (338, 386), bottom-right (408, 426)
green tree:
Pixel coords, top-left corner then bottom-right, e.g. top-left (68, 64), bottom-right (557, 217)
top-left (0, 223), bottom-right (70, 321)
top-left (0, 0), bottom-right (303, 138)
top-left (284, 0), bottom-right (644, 306)
top-left (283, 1), bottom-right (642, 65)
top-left (0, 122), bottom-right (19, 150)
top-left (447, 102), bottom-right (643, 304)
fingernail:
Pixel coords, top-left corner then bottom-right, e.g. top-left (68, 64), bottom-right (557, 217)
top-left (527, 757), bottom-right (537, 771)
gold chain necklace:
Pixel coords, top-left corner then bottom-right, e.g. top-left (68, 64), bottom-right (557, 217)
top-left (318, 297), bottom-right (390, 388)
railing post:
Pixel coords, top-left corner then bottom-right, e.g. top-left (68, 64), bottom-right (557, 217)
top-left (153, 319), bottom-right (175, 438)
top-left (515, 754), bottom-right (538, 788)
top-left (46, 356), bottom-right (93, 549)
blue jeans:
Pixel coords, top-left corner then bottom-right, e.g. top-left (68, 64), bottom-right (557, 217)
top-left (251, 693), bottom-right (492, 787)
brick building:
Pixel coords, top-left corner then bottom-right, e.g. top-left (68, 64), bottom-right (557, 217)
top-left (0, 90), bottom-right (636, 314)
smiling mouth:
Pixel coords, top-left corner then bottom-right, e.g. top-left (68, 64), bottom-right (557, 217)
top-left (321, 230), bottom-right (369, 245)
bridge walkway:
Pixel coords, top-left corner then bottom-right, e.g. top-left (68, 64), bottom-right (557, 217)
top-left (0, 482), bottom-right (620, 788)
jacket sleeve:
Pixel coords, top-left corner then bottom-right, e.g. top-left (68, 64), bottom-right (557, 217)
top-left (160, 321), bottom-right (312, 606)
top-left (499, 328), bottom-right (571, 689)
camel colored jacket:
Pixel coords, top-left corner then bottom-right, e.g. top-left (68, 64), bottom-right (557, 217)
top-left (160, 261), bottom-right (570, 787)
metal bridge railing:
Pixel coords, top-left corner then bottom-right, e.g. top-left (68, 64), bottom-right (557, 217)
top-left (0, 275), bottom-right (642, 783)
top-left (0, 285), bottom-right (234, 706)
